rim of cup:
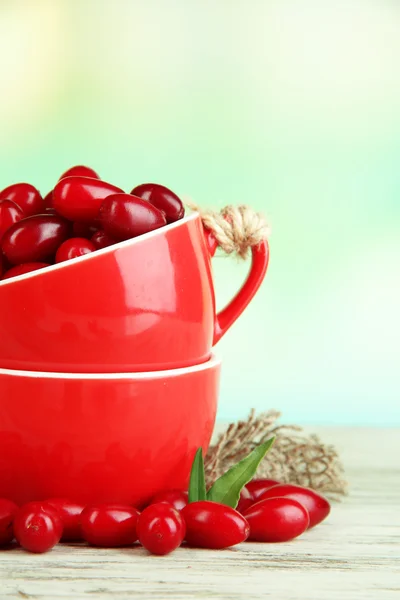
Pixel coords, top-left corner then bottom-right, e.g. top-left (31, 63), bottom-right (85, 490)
top-left (0, 211), bottom-right (199, 288)
top-left (0, 354), bottom-right (221, 379)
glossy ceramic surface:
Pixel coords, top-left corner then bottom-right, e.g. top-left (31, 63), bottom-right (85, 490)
top-left (0, 213), bottom-right (269, 372)
top-left (0, 357), bottom-right (220, 506)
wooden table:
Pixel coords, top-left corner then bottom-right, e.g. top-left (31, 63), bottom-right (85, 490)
top-left (1, 427), bottom-right (399, 599)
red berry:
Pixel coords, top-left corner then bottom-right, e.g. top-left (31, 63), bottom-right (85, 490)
top-left (245, 479), bottom-right (281, 501)
top-left (150, 490), bottom-right (188, 512)
top-left (131, 183), bottom-right (184, 224)
top-left (0, 200), bottom-right (24, 242)
top-left (257, 484), bottom-right (331, 529)
top-left (43, 191), bottom-right (53, 208)
top-left (59, 165), bottom-right (100, 180)
top-left (55, 237), bottom-right (96, 263)
top-left (1, 215), bottom-right (71, 265)
top-left (137, 502), bottom-right (185, 555)
top-left (236, 487), bottom-right (254, 514)
top-left (46, 499), bottom-right (85, 542)
top-left (53, 176), bottom-right (123, 222)
top-left (80, 504), bottom-right (140, 547)
top-left (91, 230), bottom-right (116, 250)
top-left (182, 501), bottom-right (249, 549)
top-left (99, 193), bottom-right (167, 241)
top-left (0, 498), bottom-right (18, 546)
top-left (1, 262), bottom-right (50, 280)
top-left (72, 221), bottom-right (98, 238)
top-left (13, 502), bottom-right (63, 553)
top-left (43, 207), bottom-right (57, 215)
top-left (244, 497), bottom-right (309, 542)
top-left (0, 183), bottom-right (43, 217)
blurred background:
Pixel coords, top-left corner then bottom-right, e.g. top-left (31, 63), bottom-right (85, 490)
top-left (0, 0), bottom-right (399, 425)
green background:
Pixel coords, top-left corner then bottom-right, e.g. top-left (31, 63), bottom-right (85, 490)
top-left (1, 0), bottom-right (399, 425)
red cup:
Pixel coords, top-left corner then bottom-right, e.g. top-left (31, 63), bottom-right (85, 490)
top-left (0, 213), bottom-right (269, 372)
top-left (0, 356), bottom-right (220, 506)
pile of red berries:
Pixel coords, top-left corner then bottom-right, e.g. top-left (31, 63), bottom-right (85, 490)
top-left (0, 165), bottom-right (185, 281)
top-left (0, 480), bottom-right (330, 555)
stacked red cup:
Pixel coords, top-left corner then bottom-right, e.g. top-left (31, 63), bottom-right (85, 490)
top-left (0, 166), bottom-right (269, 508)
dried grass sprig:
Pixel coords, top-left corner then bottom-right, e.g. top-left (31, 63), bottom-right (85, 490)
top-left (205, 410), bottom-right (347, 500)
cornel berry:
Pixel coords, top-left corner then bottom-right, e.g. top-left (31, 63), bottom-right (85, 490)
top-left (137, 502), bottom-right (186, 555)
top-left (46, 498), bottom-right (85, 542)
top-left (72, 221), bottom-right (98, 238)
top-left (236, 487), bottom-right (254, 514)
top-left (80, 504), bottom-right (140, 547)
top-left (0, 183), bottom-right (43, 217)
top-left (0, 200), bottom-right (24, 242)
top-left (59, 165), bottom-right (100, 180)
top-left (244, 497), bottom-right (310, 542)
top-left (149, 489), bottom-right (188, 512)
top-left (182, 501), bottom-right (250, 549)
top-left (91, 230), bottom-right (116, 250)
top-left (1, 215), bottom-right (71, 265)
top-left (55, 238), bottom-right (96, 263)
top-left (245, 478), bottom-right (280, 501)
top-left (13, 502), bottom-right (63, 553)
top-left (131, 183), bottom-right (184, 224)
top-left (52, 176), bottom-right (123, 222)
top-left (99, 193), bottom-right (167, 241)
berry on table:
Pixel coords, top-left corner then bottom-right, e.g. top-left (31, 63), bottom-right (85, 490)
top-left (149, 490), bottom-right (188, 512)
top-left (244, 497), bottom-right (309, 542)
top-left (236, 487), bottom-right (254, 514)
top-left (182, 501), bottom-right (249, 549)
top-left (80, 504), bottom-right (140, 547)
top-left (13, 502), bottom-right (63, 553)
top-left (137, 502), bottom-right (185, 555)
top-left (46, 498), bottom-right (86, 542)
top-left (245, 479), bottom-right (281, 501)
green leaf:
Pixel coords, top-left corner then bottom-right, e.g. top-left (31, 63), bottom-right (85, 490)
top-left (188, 448), bottom-right (207, 503)
top-left (206, 437), bottom-right (275, 508)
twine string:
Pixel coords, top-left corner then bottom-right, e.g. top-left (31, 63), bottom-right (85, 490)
top-left (184, 199), bottom-right (271, 259)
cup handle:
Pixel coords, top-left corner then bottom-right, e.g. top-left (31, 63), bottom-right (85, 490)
top-left (205, 231), bottom-right (270, 345)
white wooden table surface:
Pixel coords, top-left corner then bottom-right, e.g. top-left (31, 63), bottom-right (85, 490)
top-left (1, 427), bottom-right (399, 600)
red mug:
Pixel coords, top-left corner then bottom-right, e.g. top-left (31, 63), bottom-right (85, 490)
top-left (0, 356), bottom-right (220, 506)
top-left (0, 212), bottom-right (269, 372)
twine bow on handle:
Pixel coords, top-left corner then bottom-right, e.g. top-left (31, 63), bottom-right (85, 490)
top-left (184, 199), bottom-right (271, 259)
